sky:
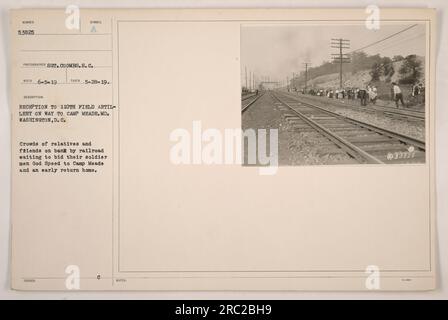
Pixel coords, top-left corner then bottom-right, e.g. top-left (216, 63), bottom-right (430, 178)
top-left (241, 23), bottom-right (426, 85)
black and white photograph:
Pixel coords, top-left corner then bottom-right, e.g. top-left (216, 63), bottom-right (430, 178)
top-left (241, 23), bottom-right (427, 165)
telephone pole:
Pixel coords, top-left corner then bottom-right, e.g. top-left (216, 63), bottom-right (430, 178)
top-left (252, 73), bottom-right (254, 91)
top-left (249, 71), bottom-right (252, 91)
top-left (252, 72), bottom-right (255, 91)
top-left (302, 62), bottom-right (311, 93)
top-left (292, 72), bottom-right (295, 91)
top-left (331, 38), bottom-right (350, 89)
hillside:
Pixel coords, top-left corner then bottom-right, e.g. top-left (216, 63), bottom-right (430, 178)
top-left (300, 58), bottom-right (425, 90)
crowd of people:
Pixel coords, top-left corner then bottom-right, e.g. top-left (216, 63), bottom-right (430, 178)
top-left (295, 82), bottom-right (425, 109)
top-left (300, 85), bottom-right (379, 106)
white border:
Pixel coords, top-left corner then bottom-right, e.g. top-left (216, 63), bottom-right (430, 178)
top-left (1, 0), bottom-right (447, 299)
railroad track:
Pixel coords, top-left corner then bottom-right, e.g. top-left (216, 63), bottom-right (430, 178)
top-left (272, 91), bottom-right (425, 164)
top-left (241, 93), bottom-right (258, 101)
top-left (282, 91), bottom-right (425, 122)
top-left (241, 92), bottom-right (264, 113)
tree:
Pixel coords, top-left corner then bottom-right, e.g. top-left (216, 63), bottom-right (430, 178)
top-left (399, 54), bottom-right (422, 84)
top-left (350, 51), bottom-right (369, 74)
top-left (370, 62), bottom-right (381, 81)
top-left (369, 57), bottom-right (394, 82)
top-left (381, 57), bottom-right (394, 76)
top-left (392, 55), bottom-right (405, 62)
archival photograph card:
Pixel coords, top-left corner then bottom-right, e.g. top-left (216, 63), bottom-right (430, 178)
top-left (10, 8), bottom-right (437, 291)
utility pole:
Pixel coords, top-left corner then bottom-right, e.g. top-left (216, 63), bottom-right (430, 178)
top-left (249, 71), bottom-right (252, 91)
top-left (292, 72), bottom-right (295, 91)
top-left (302, 62), bottom-right (311, 93)
top-left (252, 73), bottom-right (255, 91)
top-left (252, 72), bottom-right (255, 91)
top-left (331, 38), bottom-right (350, 89)
top-left (245, 67), bottom-right (248, 90)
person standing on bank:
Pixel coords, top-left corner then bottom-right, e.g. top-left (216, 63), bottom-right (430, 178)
top-left (358, 87), bottom-right (367, 106)
top-left (419, 83), bottom-right (425, 104)
top-left (392, 82), bottom-right (405, 108)
top-left (370, 86), bottom-right (378, 105)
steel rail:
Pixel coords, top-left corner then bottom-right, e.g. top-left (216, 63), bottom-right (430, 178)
top-left (281, 92), bottom-right (425, 151)
top-left (283, 91), bottom-right (425, 121)
top-left (241, 92), bottom-right (264, 113)
top-left (272, 92), bottom-right (384, 164)
top-left (241, 93), bottom-right (258, 101)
